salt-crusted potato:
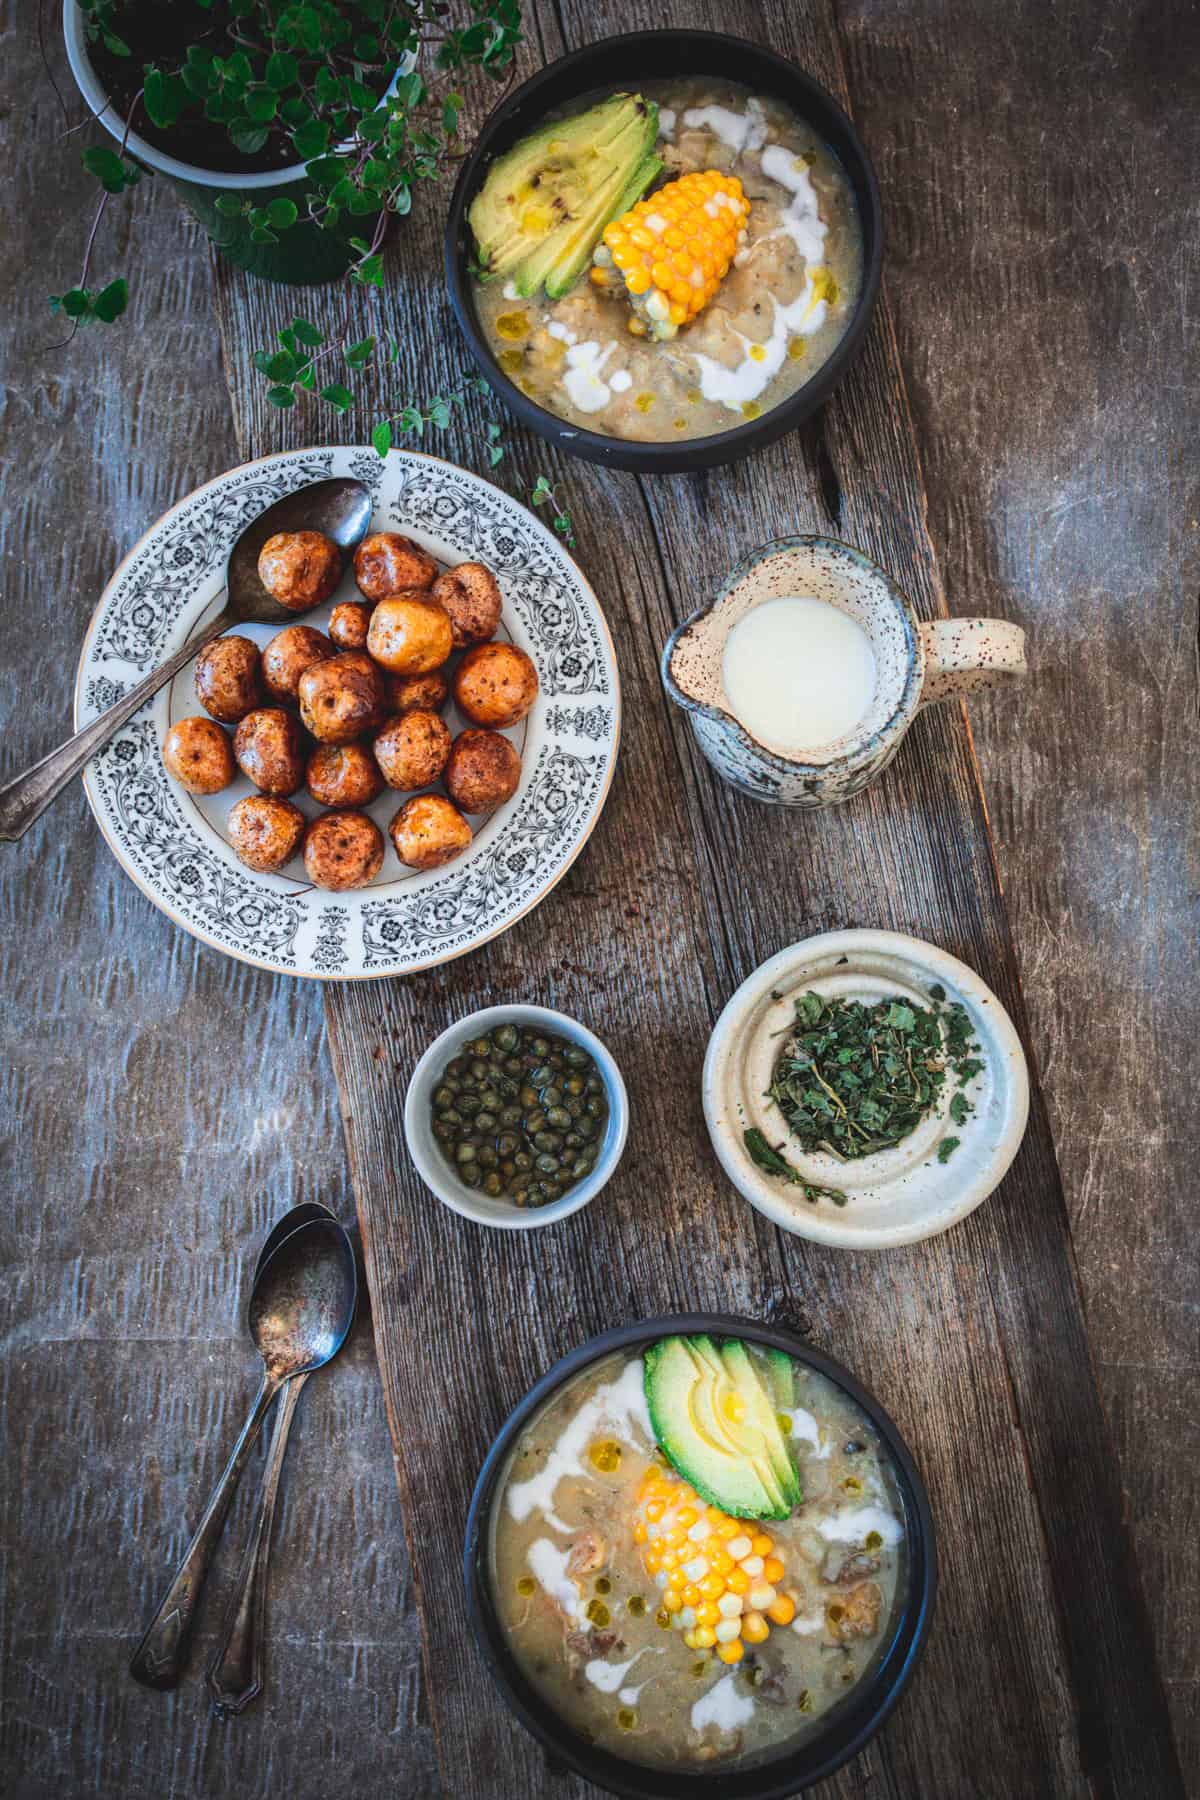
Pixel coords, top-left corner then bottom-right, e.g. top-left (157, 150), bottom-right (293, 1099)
top-left (445, 728), bottom-right (522, 814)
top-left (257, 529), bottom-right (342, 612)
top-left (389, 793), bottom-right (472, 870)
top-left (430, 562), bottom-right (502, 649)
top-left (262, 625), bottom-right (334, 704)
top-left (366, 596), bottom-right (453, 675)
top-left (328, 600), bottom-right (374, 651)
top-left (452, 642), bottom-right (538, 729)
top-left (194, 635), bottom-right (262, 723)
top-left (227, 794), bottom-right (305, 873)
top-left (353, 532), bottom-right (438, 601)
top-left (306, 742), bottom-right (385, 809)
top-left (297, 651), bottom-right (387, 745)
top-left (385, 670), bottom-right (449, 715)
top-left (232, 707), bottom-right (306, 796)
top-left (303, 809), bottom-right (385, 891)
top-left (373, 710), bottom-right (452, 791)
top-left (162, 717), bottom-right (235, 794)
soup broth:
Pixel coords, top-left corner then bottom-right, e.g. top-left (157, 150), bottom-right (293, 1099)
top-left (489, 1348), bottom-right (905, 1772)
top-left (473, 79), bottom-right (864, 444)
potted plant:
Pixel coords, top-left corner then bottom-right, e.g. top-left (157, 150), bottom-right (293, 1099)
top-left (59, 0), bottom-right (522, 306)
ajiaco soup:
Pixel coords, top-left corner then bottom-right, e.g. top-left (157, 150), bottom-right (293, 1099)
top-left (470, 79), bottom-right (863, 444)
top-left (488, 1335), bottom-right (906, 1771)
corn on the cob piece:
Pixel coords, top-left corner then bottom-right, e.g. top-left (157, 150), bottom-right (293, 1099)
top-left (634, 1467), bottom-right (795, 1665)
top-left (591, 171), bottom-right (751, 341)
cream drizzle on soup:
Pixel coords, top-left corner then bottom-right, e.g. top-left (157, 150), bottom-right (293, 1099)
top-left (473, 79), bottom-right (863, 443)
top-left (489, 1349), bottom-right (905, 1771)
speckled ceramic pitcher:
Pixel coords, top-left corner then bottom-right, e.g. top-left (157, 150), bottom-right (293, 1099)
top-left (661, 536), bottom-right (1028, 807)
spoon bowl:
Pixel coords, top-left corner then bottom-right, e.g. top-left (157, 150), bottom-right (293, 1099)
top-left (0, 476), bottom-right (372, 840)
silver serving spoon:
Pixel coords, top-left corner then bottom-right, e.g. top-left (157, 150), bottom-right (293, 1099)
top-left (129, 1210), bottom-right (357, 1691)
top-left (0, 476), bottom-right (372, 841)
top-left (207, 1203), bottom-right (347, 1715)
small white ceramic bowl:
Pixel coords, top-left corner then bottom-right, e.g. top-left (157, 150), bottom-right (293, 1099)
top-left (703, 930), bottom-right (1030, 1249)
top-left (404, 1005), bottom-right (628, 1230)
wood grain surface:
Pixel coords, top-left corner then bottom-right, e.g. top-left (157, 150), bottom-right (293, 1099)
top-left (1, 1), bottom-right (1195, 1797)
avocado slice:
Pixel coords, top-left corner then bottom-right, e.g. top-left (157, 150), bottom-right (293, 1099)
top-left (543, 151), bottom-right (663, 300)
top-left (764, 1347), bottom-right (795, 1413)
top-left (720, 1341), bottom-right (803, 1511)
top-left (644, 1337), bottom-right (780, 1519)
top-left (469, 93), bottom-right (659, 295)
top-left (684, 1336), bottom-right (795, 1515)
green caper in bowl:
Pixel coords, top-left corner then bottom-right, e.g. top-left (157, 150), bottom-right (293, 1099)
top-left (430, 1021), bottom-right (609, 1207)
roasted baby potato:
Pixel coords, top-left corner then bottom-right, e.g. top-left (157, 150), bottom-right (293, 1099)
top-left (261, 624), bottom-right (334, 704)
top-left (162, 716), bottom-right (235, 794)
top-left (227, 794), bottom-right (305, 873)
top-left (373, 709), bottom-right (452, 790)
top-left (431, 562), bottom-right (502, 648)
top-left (366, 596), bottom-right (453, 674)
top-left (194, 635), bottom-right (262, 723)
top-left (445, 728), bottom-right (522, 813)
top-left (389, 793), bottom-right (472, 870)
top-left (297, 651), bottom-right (387, 744)
top-left (232, 707), bottom-right (307, 795)
top-left (328, 600), bottom-right (374, 651)
top-left (306, 741), bottom-right (384, 809)
top-left (353, 531), bottom-right (438, 601)
top-left (385, 669), bottom-right (449, 715)
top-left (452, 641), bottom-right (539, 729)
top-left (257, 529), bottom-right (342, 611)
top-left (303, 809), bottom-right (385, 890)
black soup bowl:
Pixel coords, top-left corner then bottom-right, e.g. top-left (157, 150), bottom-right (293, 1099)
top-left (464, 1313), bottom-right (935, 1799)
top-left (445, 32), bottom-right (884, 475)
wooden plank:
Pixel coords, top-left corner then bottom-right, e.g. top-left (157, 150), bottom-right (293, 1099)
top-left (204, 6), bottom-right (1179, 1800)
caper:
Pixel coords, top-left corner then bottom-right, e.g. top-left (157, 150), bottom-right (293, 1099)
top-left (565, 1097), bottom-right (584, 1119)
top-left (500, 1104), bottom-right (522, 1127)
top-left (533, 1131), bottom-right (561, 1154)
top-left (518, 1085), bottom-right (538, 1110)
top-left (576, 1115), bottom-right (598, 1141)
top-left (468, 1037), bottom-right (492, 1058)
top-left (500, 1159), bottom-right (515, 1180)
top-left (525, 1181), bottom-right (546, 1206)
top-left (493, 1024), bottom-right (519, 1053)
top-left (483, 1172), bottom-right (503, 1197)
top-left (433, 1085), bottom-right (455, 1111)
top-left (469, 1058), bottom-right (489, 1082)
top-left (564, 1132), bottom-right (584, 1151)
top-left (440, 1108), bottom-right (463, 1129)
top-left (446, 1057), bottom-right (468, 1080)
top-left (432, 1119), bottom-right (454, 1143)
top-left (564, 1046), bottom-right (588, 1068)
top-left (535, 1153), bottom-right (559, 1176)
top-left (460, 1165), bottom-right (481, 1189)
top-left (514, 1150), bottom-right (533, 1172)
top-left (572, 1155), bottom-right (594, 1179)
top-left (530, 1037), bottom-right (550, 1057)
top-left (585, 1072), bottom-right (603, 1093)
top-left (523, 1110), bottom-right (547, 1136)
top-left (455, 1142), bottom-right (477, 1165)
top-left (545, 1106), bottom-right (571, 1130)
top-left (478, 1145), bottom-right (498, 1170)
top-left (541, 1086), bottom-right (563, 1111)
top-left (497, 1131), bottom-right (521, 1157)
top-left (504, 1056), bottom-right (524, 1077)
top-left (531, 1064), bottom-right (554, 1087)
top-left (565, 1073), bottom-right (586, 1095)
top-left (475, 1110), bottom-right (497, 1134)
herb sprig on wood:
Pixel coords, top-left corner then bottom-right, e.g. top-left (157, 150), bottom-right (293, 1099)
top-left (765, 987), bottom-right (983, 1164)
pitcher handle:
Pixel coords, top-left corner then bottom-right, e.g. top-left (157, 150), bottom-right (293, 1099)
top-left (918, 618), bottom-right (1028, 706)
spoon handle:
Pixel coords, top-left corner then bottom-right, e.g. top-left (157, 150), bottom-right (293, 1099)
top-left (0, 600), bottom-right (237, 842)
top-left (130, 1370), bottom-right (278, 1691)
top-left (207, 1372), bottom-right (308, 1715)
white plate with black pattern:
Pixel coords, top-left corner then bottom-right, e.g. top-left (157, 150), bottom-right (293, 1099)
top-left (74, 447), bottom-right (620, 980)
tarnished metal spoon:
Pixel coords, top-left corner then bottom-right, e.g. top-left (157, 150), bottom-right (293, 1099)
top-left (207, 1204), bottom-right (351, 1715)
top-left (129, 1210), bottom-right (358, 1691)
top-left (0, 476), bottom-right (372, 841)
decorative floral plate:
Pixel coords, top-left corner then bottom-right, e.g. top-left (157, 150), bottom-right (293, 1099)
top-left (74, 448), bottom-right (620, 979)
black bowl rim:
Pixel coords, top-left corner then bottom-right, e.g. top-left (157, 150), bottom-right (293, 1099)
top-left (463, 1312), bottom-right (937, 1799)
top-left (443, 31), bottom-right (885, 474)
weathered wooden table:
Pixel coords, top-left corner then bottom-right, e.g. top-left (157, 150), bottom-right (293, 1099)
top-left (2, 3), bottom-right (1196, 1797)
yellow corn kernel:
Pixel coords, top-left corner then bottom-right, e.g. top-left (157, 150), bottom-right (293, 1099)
top-left (727, 1569), bottom-right (750, 1596)
top-left (627, 316), bottom-right (648, 337)
top-left (717, 1638), bottom-right (745, 1665)
top-left (709, 1548), bottom-right (735, 1577)
top-left (659, 1548), bottom-right (680, 1571)
top-left (751, 1534), bottom-right (773, 1556)
top-left (742, 1611), bottom-right (769, 1645)
top-left (693, 1626), bottom-right (718, 1649)
top-left (763, 1555), bottom-right (785, 1583)
top-left (727, 1534), bottom-right (753, 1561)
top-left (633, 1522), bottom-right (647, 1544)
top-left (677, 1506), bottom-right (698, 1529)
top-left (714, 1617), bottom-right (742, 1644)
top-left (699, 1573), bottom-right (726, 1600)
top-left (644, 1549), bottom-right (661, 1573)
top-left (682, 1628), bottom-right (699, 1650)
top-left (767, 1595), bottom-right (796, 1626)
top-left (662, 1590), bottom-right (683, 1614)
top-left (696, 1601), bottom-right (721, 1626)
top-left (645, 1499), bottom-right (665, 1522)
top-left (715, 1519), bottom-right (739, 1542)
top-left (665, 1525), bottom-right (685, 1548)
